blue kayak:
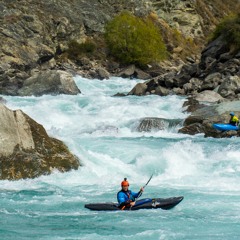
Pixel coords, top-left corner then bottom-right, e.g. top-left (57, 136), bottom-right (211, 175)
top-left (213, 123), bottom-right (239, 131)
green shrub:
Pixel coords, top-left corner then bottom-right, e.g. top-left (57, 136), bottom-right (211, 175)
top-left (212, 14), bottom-right (240, 50)
top-left (67, 39), bottom-right (96, 59)
top-left (105, 11), bottom-right (167, 66)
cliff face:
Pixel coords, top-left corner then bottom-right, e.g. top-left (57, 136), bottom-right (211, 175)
top-left (0, 0), bottom-right (153, 95)
top-left (0, 0), bottom-right (239, 95)
top-left (151, 0), bottom-right (240, 47)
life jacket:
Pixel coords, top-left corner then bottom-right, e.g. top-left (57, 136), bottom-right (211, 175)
top-left (117, 190), bottom-right (135, 203)
top-left (230, 116), bottom-right (239, 125)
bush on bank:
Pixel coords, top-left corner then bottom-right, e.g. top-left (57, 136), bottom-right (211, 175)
top-left (105, 11), bottom-right (167, 67)
top-left (212, 14), bottom-right (240, 50)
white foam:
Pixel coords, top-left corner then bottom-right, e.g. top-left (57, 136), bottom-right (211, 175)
top-left (2, 76), bottom-right (240, 194)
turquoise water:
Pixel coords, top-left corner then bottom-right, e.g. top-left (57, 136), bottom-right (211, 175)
top-left (1, 76), bottom-right (240, 239)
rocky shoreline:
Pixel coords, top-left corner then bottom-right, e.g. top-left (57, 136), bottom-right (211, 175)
top-left (127, 34), bottom-right (240, 138)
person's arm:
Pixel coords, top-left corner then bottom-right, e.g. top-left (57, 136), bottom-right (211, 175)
top-left (235, 117), bottom-right (239, 125)
top-left (132, 187), bottom-right (144, 198)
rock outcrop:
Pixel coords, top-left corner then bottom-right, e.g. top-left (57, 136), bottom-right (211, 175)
top-left (18, 70), bottom-right (81, 96)
top-left (0, 103), bottom-right (80, 180)
top-left (137, 117), bottom-right (183, 132)
top-left (152, 0), bottom-right (240, 39)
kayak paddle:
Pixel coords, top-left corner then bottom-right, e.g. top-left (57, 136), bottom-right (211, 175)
top-left (134, 173), bottom-right (153, 202)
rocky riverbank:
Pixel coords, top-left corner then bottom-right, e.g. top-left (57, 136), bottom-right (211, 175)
top-left (128, 30), bottom-right (240, 138)
top-left (1, 0), bottom-right (239, 96)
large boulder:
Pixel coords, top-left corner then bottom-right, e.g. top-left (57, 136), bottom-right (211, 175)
top-left (117, 65), bottom-right (151, 80)
top-left (218, 75), bottom-right (240, 98)
top-left (195, 90), bottom-right (224, 103)
top-left (137, 117), bottom-right (183, 132)
top-left (18, 70), bottom-right (81, 96)
top-left (199, 35), bottom-right (229, 70)
top-left (128, 82), bottom-right (148, 96)
top-left (200, 73), bottom-right (223, 91)
top-left (89, 67), bottom-right (110, 80)
top-left (0, 103), bottom-right (80, 180)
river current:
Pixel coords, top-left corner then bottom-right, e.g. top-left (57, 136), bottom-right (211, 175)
top-left (1, 76), bottom-right (240, 239)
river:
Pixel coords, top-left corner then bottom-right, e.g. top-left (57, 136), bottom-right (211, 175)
top-left (1, 76), bottom-right (240, 239)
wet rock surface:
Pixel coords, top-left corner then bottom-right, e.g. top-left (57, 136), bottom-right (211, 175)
top-left (137, 117), bottom-right (183, 132)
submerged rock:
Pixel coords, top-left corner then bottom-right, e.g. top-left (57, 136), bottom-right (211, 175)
top-left (137, 117), bottom-right (183, 132)
top-left (0, 103), bottom-right (80, 180)
top-left (18, 70), bottom-right (81, 96)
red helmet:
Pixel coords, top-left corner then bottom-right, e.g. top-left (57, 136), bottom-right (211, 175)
top-left (121, 178), bottom-right (129, 187)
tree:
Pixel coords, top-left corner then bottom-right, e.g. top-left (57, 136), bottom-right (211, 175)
top-left (105, 11), bottom-right (167, 67)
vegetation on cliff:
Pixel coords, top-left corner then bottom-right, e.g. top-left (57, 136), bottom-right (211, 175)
top-left (105, 11), bottom-right (167, 67)
top-left (67, 39), bottom-right (96, 60)
top-left (212, 14), bottom-right (240, 51)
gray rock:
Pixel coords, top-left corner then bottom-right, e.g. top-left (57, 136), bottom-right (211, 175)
top-left (201, 72), bottom-right (222, 91)
top-left (155, 86), bottom-right (169, 96)
top-left (117, 65), bottom-right (136, 78)
top-left (174, 64), bottom-right (198, 87)
top-left (183, 78), bottom-right (202, 94)
top-left (178, 122), bottom-right (204, 135)
top-left (164, 72), bottom-right (178, 88)
top-left (18, 70), bottom-right (81, 96)
top-left (219, 52), bottom-right (233, 62)
top-left (97, 68), bottom-right (110, 80)
top-left (128, 82), bottom-right (148, 96)
top-left (172, 87), bottom-right (185, 95)
top-left (137, 117), bottom-right (183, 132)
top-left (0, 103), bottom-right (80, 180)
top-left (113, 92), bottom-right (127, 97)
top-left (134, 68), bottom-right (151, 80)
top-left (117, 65), bottom-right (151, 80)
top-left (195, 90), bottom-right (223, 103)
top-left (90, 68), bottom-right (110, 80)
top-left (200, 35), bottom-right (229, 69)
top-left (218, 75), bottom-right (240, 98)
top-left (0, 104), bottom-right (35, 156)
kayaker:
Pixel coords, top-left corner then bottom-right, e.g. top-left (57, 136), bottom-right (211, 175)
top-left (117, 178), bottom-right (144, 209)
top-left (229, 112), bottom-right (239, 126)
